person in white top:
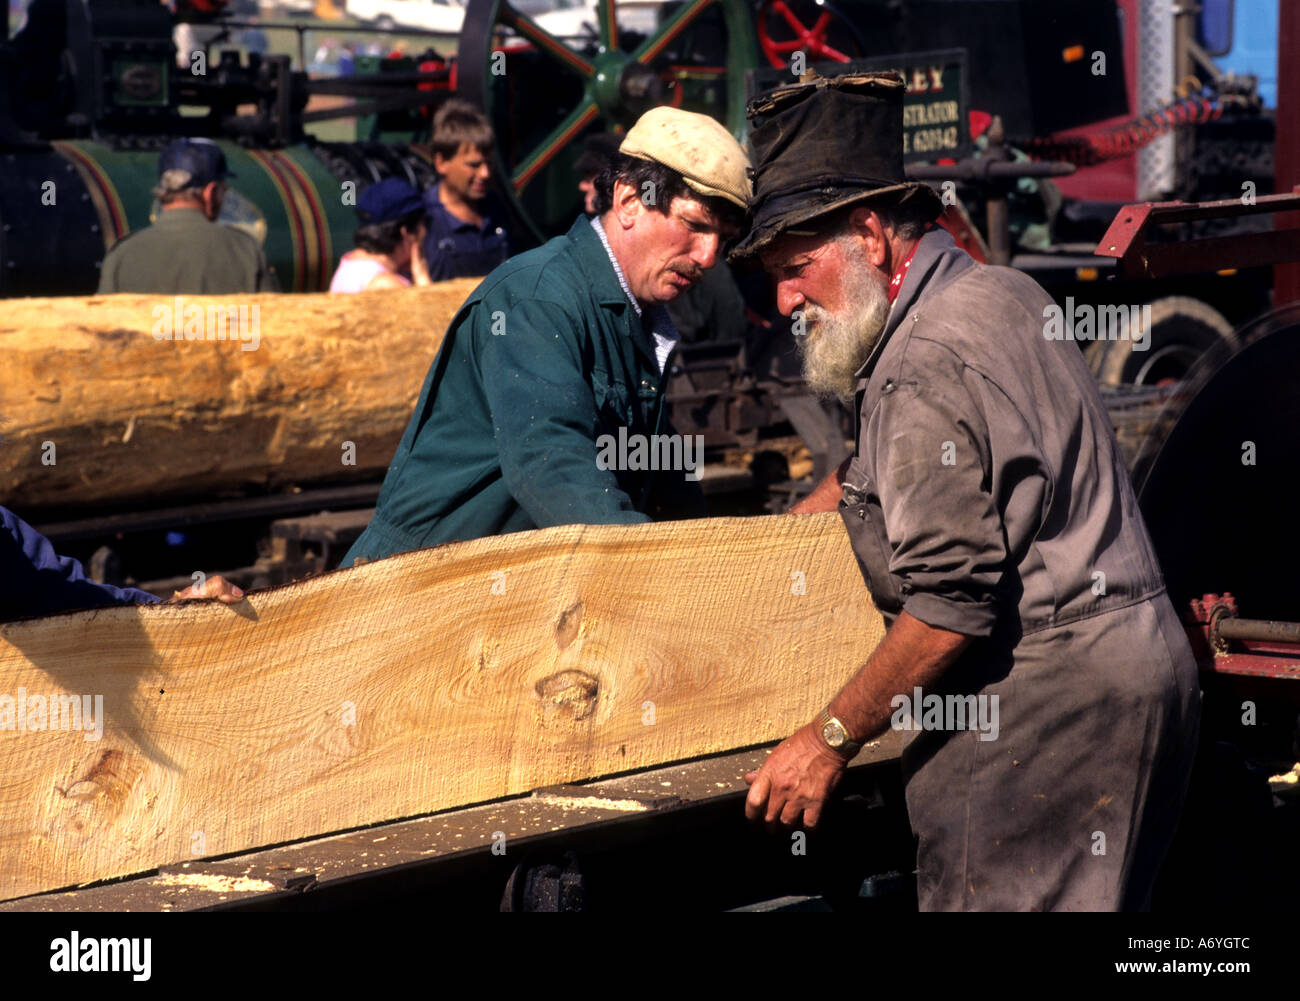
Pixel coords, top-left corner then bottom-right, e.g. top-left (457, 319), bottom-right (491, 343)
top-left (330, 178), bottom-right (432, 292)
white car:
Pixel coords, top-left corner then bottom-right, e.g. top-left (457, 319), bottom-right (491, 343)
top-left (259, 0), bottom-right (317, 14)
top-left (344, 0), bottom-right (468, 34)
top-left (515, 0), bottom-right (671, 44)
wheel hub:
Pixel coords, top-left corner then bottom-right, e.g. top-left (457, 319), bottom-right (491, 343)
top-left (589, 49), bottom-right (663, 123)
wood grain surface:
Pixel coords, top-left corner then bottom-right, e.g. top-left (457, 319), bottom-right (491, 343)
top-left (0, 282), bottom-right (478, 512)
top-left (0, 513), bottom-right (882, 901)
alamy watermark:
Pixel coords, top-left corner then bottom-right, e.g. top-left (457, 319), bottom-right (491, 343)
top-left (0, 689), bottom-right (104, 741)
top-left (50, 932), bottom-right (150, 981)
top-left (595, 427), bottom-right (704, 481)
top-left (890, 686), bottom-right (999, 741)
top-left (152, 295), bottom-right (260, 351)
top-left (1043, 298), bottom-right (1151, 351)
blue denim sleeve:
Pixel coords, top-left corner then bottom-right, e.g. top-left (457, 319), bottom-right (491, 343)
top-left (1, 506), bottom-right (161, 622)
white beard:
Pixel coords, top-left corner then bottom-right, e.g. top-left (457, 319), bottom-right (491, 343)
top-left (796, 243), bottom-right (892, 403)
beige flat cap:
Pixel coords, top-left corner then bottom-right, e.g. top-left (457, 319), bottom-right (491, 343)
top-left (619, 107), bottom-right (751, 210)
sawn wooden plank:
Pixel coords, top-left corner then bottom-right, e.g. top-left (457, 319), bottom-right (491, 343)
top-left (0, 513), bottom-right (882, 901)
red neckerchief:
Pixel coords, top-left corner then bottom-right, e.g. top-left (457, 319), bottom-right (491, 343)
top-left (887, 225), bottom-right (933, 304)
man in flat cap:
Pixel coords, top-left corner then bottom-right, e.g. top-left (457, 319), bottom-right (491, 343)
top-left (343, 108), bottom-right (748, 564)
top-left (97, 139), bottom-right (278, 295)
top-left (737, 72), bottom-right (1200, 911)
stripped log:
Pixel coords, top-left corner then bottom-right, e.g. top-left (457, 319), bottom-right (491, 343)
top-left (0, 283), bottom-right (478, 512)
top-left (0, 513), bottom-right (882, 901)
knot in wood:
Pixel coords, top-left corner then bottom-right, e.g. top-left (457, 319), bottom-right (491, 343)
top-left (555, 601), bottom-right (584, 651)
top-left (61, 749), bottom-right (137, 808)
top-left (534, 669), bottom-right (599, 720)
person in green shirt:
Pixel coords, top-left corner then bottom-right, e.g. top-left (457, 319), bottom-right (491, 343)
top-left (96, 139), bottom-right (278, 295)
top-left (343, 107), bottom-right (750, 566)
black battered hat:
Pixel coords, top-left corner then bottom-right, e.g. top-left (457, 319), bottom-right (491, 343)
top-left (729, 71), bottom-right (943, 263)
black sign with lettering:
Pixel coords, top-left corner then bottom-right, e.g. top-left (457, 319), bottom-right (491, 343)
top-left (746, 49), bottom-right (971, 163)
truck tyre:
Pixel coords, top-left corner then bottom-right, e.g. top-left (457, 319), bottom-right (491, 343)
top-left (1085, 295), bottom-right (1235, 386)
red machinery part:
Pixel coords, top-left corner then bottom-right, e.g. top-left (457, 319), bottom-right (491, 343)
top-left (1276, 0), bottom-right (1300, 305)
top-left (757, 0), bottom-right (853, 68)
top-left (417, 56), bottom-right (453, 118)
top-left (1022, 95), bottom-right (1233, 167)
top-left (1096, 190), bottom-right (1300, 281)
top-left (174, 0), bottom-right (229, 14)
top-left (1186, 593), bottom-right (1300, 685)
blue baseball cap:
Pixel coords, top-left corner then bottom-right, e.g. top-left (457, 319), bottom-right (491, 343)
top-left (159, 138), bottom-right (235, 186)
top-left (357, 178), bottom-right (425, 225)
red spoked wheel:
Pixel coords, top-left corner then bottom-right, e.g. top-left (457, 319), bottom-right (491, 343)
top-left (757, 0), bottom-right (865, 69)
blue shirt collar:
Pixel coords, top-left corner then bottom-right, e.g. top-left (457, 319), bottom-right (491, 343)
top-left (425, 181), bottom-right (501, 235)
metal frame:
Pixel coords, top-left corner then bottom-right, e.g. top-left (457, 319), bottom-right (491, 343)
top-left (1186, 593), bottom-right (1300, 685)
top-left (1095, 189), bottom-right (1300, 279)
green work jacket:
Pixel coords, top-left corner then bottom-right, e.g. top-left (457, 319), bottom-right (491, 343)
top-left (96, 207), bottom-right (278, 294)
top-left (344, 215), bottom-right (705, 565)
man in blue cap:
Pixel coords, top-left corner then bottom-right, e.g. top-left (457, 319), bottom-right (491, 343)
top-left (97, 139), bottom-right (279, 294)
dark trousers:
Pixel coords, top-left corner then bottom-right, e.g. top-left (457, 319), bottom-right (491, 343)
top-left (902, 593), bottom-right (1201, 911)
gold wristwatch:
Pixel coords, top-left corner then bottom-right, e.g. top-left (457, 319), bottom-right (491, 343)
top-left (818, 706), bottom-right (861, 758)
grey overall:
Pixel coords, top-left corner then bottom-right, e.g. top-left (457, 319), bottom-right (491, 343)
top-left (840, 230), bottom-right (1200, 910)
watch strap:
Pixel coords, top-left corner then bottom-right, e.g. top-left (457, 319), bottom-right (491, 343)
top-left (818, 706), bottom-right (861, 757)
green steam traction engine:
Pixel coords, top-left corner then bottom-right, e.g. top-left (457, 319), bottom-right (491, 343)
top-left (1, 0), bottom-right (1271, 397)
top-left (0, 0), bottom-right (767, 296)
top-left (2, 0), bottom-right (1282, 492)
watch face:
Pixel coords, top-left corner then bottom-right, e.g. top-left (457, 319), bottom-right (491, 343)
top-left (823, 720), bottom-right (846, 747)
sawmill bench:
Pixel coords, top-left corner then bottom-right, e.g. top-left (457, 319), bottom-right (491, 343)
top-left (0, 734), bottom-right (913, 913)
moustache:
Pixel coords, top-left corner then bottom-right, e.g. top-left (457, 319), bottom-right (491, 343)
top-left (799, 306), bottom-right (828, 335)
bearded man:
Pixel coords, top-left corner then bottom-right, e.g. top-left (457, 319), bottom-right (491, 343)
top-left (734, 72), bottom-right (1200, 911)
